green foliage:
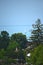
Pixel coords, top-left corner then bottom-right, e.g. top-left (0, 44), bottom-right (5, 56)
top-left (7, 41), bottom-right (19, 50)
top-left (5, 41), bottom-right (19, 58)
top-left (11, 33), bottom-right (27, 49)
top-left (0, 31), bottom-right (27, 64)
top-left (30, 44), bottom-right (43, 65)
top-left (0, 49), bottom-right (5, 59)
top-left (5, 40), bottom-right (26, 61)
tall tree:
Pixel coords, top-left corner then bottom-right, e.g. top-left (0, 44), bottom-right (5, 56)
top-left (30, 19), bottom-right (43, 46)
top-left (0, 31), bottom-right (10, 49)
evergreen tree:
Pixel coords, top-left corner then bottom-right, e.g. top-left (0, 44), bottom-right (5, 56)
top-left (30, 19), bottom-right (43, 46)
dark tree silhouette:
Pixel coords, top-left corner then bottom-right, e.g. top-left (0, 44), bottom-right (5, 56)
top-left (0, 31), bottom-right (10, 49)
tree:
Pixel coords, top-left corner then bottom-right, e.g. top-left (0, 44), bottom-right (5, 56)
top-left (0, 31), bottom-right (10, 49)
top-left (11, 33), bottom-right (27, 49)
top-left (8, 33), bottom-right (27, 63)
top-left (30, 44), bottom-right (43, 65)
top-left (30, 19), bottom-right (43, 46)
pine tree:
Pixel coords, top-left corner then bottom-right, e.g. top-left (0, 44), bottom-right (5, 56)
top-left (30, 19), bottom-right (43, 47)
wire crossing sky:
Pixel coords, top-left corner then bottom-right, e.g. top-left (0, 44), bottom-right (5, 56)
top-left (0, 0), bottom-right (43, 38)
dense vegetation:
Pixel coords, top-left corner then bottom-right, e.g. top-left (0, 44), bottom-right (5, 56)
top-left (0, 31), bottom-right (27, 65)
top-left (0, 19), bottom-right (43, 65)
top-left (30, 44), bottom-right (43, 65)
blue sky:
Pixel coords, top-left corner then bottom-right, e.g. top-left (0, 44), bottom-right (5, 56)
top-left (0, 0), bottom-right (43, 38)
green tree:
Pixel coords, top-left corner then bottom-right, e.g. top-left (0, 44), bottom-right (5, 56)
top-left (30, 44), bottom-right (43, 65)
top-left (0, 31), bottom-right (10, 49)
top-left (30, 19), bottom-right (43, 46)
top-left (11, 33), bottom-right (27, 49)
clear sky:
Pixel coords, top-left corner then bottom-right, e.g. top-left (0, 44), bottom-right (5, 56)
top-left (0, 0), bottom-right (43, 38)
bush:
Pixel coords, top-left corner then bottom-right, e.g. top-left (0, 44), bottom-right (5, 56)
top-left (30, 44), bottom-right (43, 65)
